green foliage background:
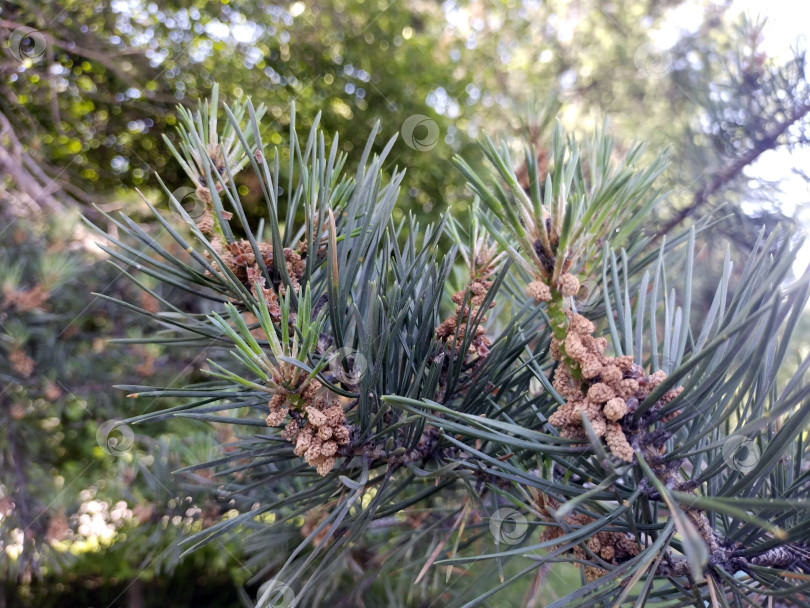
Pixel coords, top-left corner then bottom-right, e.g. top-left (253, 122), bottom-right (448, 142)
top-left (2, 0), bottom-right (810, 606)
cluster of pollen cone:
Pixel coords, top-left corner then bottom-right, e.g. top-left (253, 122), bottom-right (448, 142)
top-left (268, 380), bottom-right (351, 476)
top-left (434, 278), bottom-right (494, 358)
top-left (528, 275), bottom-right (683, 461)
top-left (527, 272), bottom-right (683, 581)
top-left (194, 184), bottom-right (308, 320)
top-left (538, 494), bottom-right (640, 582)
top-left (190, 180), bottom-right (350, 476)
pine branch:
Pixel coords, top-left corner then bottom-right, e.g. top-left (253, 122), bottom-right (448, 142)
top-left (90, 85), bottom-right (810, 606)
top-left (661, 101), bottom-right (810, 234)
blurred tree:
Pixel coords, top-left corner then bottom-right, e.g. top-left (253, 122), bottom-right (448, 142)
top-left (0, 0), bottom-right (474, 220)
top-left (3, 1), bottom-right (808, 234)
top-left (0, 210), bottom-right (248, 606)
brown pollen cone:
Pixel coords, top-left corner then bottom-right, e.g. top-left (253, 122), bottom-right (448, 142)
top-left (267, 379), bottom-right (351, 476)
top-left (435, 278), bottom-right (494, 358)
top-left (547, 312), bottom-right (683, 462)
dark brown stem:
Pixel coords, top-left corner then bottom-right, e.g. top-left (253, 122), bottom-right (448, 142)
top-left (660, 102), bottom-right (810, 235)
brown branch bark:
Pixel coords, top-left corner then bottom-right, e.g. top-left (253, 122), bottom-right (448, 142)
top-left (0, 109), bottom-right (74, 214)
